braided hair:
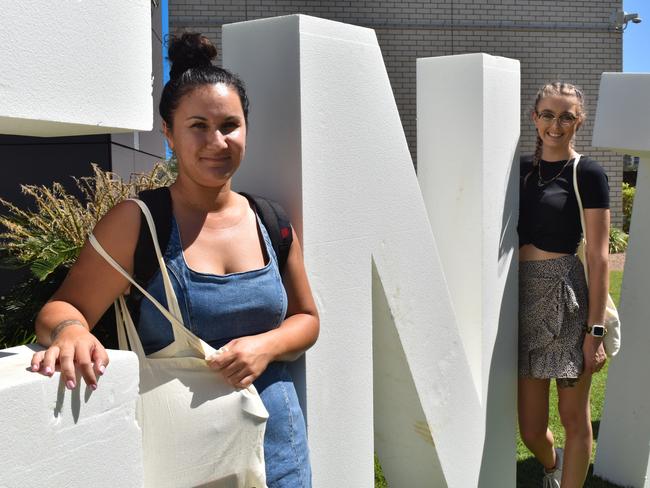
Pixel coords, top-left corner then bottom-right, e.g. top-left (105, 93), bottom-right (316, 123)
top-left (159, 32), bottom-right (249, 128)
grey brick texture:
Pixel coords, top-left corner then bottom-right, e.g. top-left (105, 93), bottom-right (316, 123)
top-left (169, 0), bottom-right (624, 225)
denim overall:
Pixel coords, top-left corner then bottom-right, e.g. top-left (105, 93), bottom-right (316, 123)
top-left (136, 213), bottom-right (311, 488)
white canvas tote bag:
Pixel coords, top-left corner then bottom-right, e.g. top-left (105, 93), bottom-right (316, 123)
top-left (89, 198), bottom-right (269, 488)
top-left (573, 155), bottom-right (621, 357)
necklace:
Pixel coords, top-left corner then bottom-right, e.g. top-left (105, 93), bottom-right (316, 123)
top-left (537, 158), bottom-right (574, 187)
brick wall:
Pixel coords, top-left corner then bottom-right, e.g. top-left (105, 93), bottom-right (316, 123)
top-left (169, 0), bottom-right (624, 225)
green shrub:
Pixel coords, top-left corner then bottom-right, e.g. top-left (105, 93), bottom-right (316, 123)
top-left (622, 182), bottom-right (636, 234)
top-left (609, 227), bottom-right (628, 254)
top-left (0, 163), bottom-right (175, 348)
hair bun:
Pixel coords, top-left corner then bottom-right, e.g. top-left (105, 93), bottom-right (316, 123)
top-left (168, 32), bottom-right (218, 80)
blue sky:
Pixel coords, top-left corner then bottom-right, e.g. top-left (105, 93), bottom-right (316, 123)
top-left (624, 0), bottom-right (649, 71)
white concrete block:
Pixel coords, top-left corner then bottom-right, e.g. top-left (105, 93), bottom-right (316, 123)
top-left (592, 73), bottom-right (650, 157)
top-left (0, 346), bottom-right (143, 487)
top-left (0, 0), bottom-right (153, 137)
top-left (224, 15), bottom-right (519, 487)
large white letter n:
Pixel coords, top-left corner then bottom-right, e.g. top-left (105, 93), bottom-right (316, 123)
top-left (225, 15), bottom-right (520, 488)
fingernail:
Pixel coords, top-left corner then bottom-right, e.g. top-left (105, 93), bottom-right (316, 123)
top-left (90, 383), bottom-right (98, 391)
top-left (31, 364), bottom-right (39, 372)
top-left (98, 364), bottom-right (106, 375)
top-left (65, 380), bottom-right (76, 390)
top-left (44, 366), bottom-right (53, 375)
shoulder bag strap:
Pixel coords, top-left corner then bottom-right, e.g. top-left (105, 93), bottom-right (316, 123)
top-left (89, 199), bottom-right (216, 358)
top-left (572, 154), bottom-right (589, 281)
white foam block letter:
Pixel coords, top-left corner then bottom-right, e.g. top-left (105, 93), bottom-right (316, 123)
top-left (224, 15), bottom-right (519, 487)
top-left (0, 347), bottom-right (143, 487)
top-left (591, 72), bottom-right (650, 488)
top-left (0, 0), bottom-right (152, 136)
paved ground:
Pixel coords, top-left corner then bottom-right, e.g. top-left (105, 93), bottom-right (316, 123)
top-left (609, 253), bottom-right (626, 271)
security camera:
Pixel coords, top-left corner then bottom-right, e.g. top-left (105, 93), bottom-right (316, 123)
top-left (613, 10), bottom-right (643, 30)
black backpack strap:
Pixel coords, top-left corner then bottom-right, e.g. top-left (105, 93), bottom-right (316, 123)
top-left (134, 186), bottom-right (173, 285)
top-left (123, 186), bottom-right (173, 328)
top-left (240, 192), bottom-right (293, 272)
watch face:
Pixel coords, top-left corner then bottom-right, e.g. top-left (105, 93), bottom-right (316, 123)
top-left (592, 325), bottom-right (605, 337)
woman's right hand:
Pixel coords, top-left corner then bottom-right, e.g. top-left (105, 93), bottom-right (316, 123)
top-left (582, 334), bottom-right (607, 374)
top-left (31, 320), bottom-right (109, 391)
top-left (31, 200), bottom-right (142, 390)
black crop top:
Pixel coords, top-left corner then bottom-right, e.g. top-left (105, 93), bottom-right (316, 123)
top-left (518, 155), bottom-right (609, 254)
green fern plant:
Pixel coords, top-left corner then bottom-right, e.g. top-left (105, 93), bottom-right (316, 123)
top-left (0, 162), bottom-right (175, 348)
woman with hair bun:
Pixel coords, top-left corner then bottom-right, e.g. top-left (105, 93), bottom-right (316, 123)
top-left (518, 82), bottom-right (610, 487)
top-left (31, 32), bottom-right (318, 487)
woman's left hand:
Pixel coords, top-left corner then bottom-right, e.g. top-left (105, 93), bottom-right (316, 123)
top-left (207, 335), bottom-right (273, 389)
top-left (583, 334), bottom-right (607, 374)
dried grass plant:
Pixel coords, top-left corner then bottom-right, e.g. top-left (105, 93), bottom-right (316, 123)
top-left (0, 162), bottom-right (175, 348)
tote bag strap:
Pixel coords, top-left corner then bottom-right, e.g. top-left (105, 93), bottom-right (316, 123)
top-left (130, 198), bottom-right (183, 322)
top-left (127, 198), bottom-right (215, 356)
top-left (88, 199), bottom-right (216, 358)
top-left (572, 154), bottom-right (589, 281)
top-left (113, 295), bottom-right (146, 357)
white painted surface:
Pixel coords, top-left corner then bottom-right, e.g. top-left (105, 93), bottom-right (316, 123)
top-left (0, 0), bottom-right (153, 136)
top-left (592, 73), bottom-right (650, 156)
top-left (0, 346), bottom-right (143, 487)
top-left (592, 72), bottom-right (650, 488)
top-left (225, 15), bottom-right (519, 487)
top-left (418, 53), bottom-right (520, 487)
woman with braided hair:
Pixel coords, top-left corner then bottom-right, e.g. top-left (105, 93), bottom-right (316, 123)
top-left (518, 82), bottom-right (610, 487)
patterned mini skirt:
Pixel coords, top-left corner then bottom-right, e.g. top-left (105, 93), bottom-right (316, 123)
top-left (519, 254), bottom-right (588, 386)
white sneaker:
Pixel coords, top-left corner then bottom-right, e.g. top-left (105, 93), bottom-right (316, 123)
top-left (542, 447), bottom-right (563, 488)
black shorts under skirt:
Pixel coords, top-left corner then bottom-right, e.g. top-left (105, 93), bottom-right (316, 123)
top-left (519, 255), bottom-right (588, 387)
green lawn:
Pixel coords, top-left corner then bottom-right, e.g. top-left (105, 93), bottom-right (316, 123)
top-left (609, 270), bottom-right (623, 309)
top-left (376, 270), bottom-right (625, 487)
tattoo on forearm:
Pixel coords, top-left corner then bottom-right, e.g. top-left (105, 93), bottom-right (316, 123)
top-left (50, 319), bottom-right (87, 342)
